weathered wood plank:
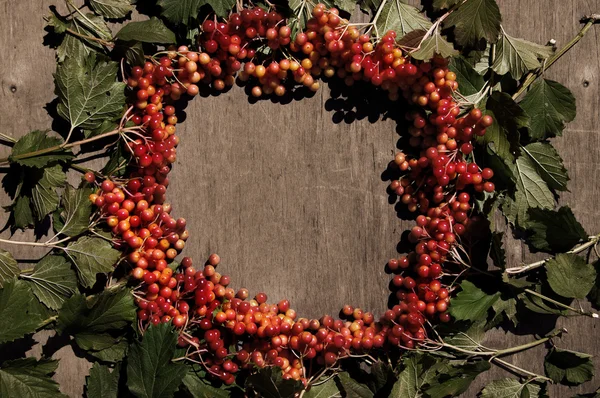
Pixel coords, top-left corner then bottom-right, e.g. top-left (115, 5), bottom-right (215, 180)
top-left (0, 0), bottom-right (599, 396)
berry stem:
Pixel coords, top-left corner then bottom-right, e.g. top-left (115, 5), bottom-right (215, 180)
top-left (512, 14), bottom-right (600, 100)
top-left (504, 233), bottom-right (600, 275)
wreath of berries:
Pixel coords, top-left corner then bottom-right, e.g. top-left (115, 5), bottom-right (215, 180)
top-left (1, 1), bottom-right (599, 397)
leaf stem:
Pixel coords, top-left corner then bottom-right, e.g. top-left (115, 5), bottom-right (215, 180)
top-left (512, 14), bottom-right (600, 100)
top-left (504, 233), bottom-right (600, 275)
top-left (0, 127), bottom-right (136, 166)
top-left (491, 357), bottom-right (552, 382)
top-left (0, 133), bottom-right (16, 144)
top-left (38, 315), bottom-right (59, 329)
top-left (65, 27), bottom-right (114, 48)
top-left (524, 289), bottom-right (599, 318)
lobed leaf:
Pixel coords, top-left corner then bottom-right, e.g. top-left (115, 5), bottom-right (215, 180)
top-left (23, 255), bottom-right (77, 310)
top-left (526, 206), bottom-right (586, 252)
top-left (521, 142), bottom-right (569, 191)
top-left (0, 358), bottom-right (66, 398)
top-left (443, 0), bottom-right (501, 46)
top-left (0, 279), bottom-right (45, 345)
top-left (411, 30), bottom-right (458, 60)
top-left (57, 287), bottom-right (136, 334)
top-left (205, 0), bottom-right (237, 18)
top-left (127, 323), bottom-right (188, 398)
top-left (480, 378), bottom-right (542, 398)
top-left (86, 363), bottom-right (119, 398)
top-left (449, 280), bottom-right (500, 321)
top-left (492, 30), bottom-right (554, 79)
top-left (546, 253), bottom-right (596, 299)
top-left (0, 249), bottom-right (20, 288)
top-left (31, 165), bottom-right (67, 222)
top-left (64, 236), bottom-right (121, 288)
top-left (158, 0), bottom-right (203, 25)
top-left (374, 0), bottom-right (432, 40)
top-left (116, 17), bottom-right (177, 43)
top-left (545, 347), bottom-right (594, 385)
top-left (55, 55), bottom-right (126, 132)
top-left (9, 130), bottom-right (73, 168)
top-left (57, 185), bottom-right (93, 237)
top-left (90, 0), bottom-right (133, 19)
top-left (519, 79), bottom-right (576, 141)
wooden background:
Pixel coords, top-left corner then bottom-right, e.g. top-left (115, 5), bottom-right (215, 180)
top-left (1, 0), bottom-right (600, 396)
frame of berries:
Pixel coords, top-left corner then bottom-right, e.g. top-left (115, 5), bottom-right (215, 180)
top-left (0, 0), bottom-right (599, 397)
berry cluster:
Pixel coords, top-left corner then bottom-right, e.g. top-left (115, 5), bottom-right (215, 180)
top-left (88, 2), bottom-right (497, 388)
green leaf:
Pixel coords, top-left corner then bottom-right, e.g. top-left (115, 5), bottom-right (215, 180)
top-left (519, 285), bottom-right (569, 316)
top-left (23, 255), bottom-right (77, 310)
top-left (486, 92), bottom-right (529, 132)
top-left (425, 360), bottom-right (491, 398)
top-left (205, 0), bottom-right (237, 18)
top-left (333, 0), bottom-right (356, 13)
top-left (337, 372), bottom-right (374, 398)
top-left (449, 280), bottom-right (500, 321)
top-left (411, 29), bottom-right (458, 60)
top-left (0, 358), bottom-right (66, 398)
top-left (443, 0), bottom-right (501, 46)
top-left (545, 347), bottom-right (594, 385)
top-left (115, 17), bottom-right (177, 43)
top-left (9, 130), bottom-right (74, 168)
top-left (0, 249), bottom-right (19, 288)
top-left (57, 185), bottom-right (93, 236)
top-left (546, 253), bottom-right (595, 299)
top-left (74, 13), bottom-right (112, 41)
top-left (449, 56), bottom-right (484, 96)
top-left (503, 155), bottom-right (555, 227)
top-left (54, 54), bottom-right (126, 131)
top-left (31, 165), bottom-right (67, 221)
top-left (468, 43), bottom-right (492, 74)
top-left (246, 367), bottom-right (303, 398)
top-left (102, 143), bottom-right (130, 176)
top-left (13, 195), bottom-right (34, 229)
top-left (492, 30), bottom-right (554, 79)
top-left (489, 232), bottom-right (506, 269)
top-left (74, 332), bottom-right (129, 362)
top-left (519, 79), bottom-right (576, 140)
top-left (526, 207), bottom-right (586, 252)
top-left (181, 368), bottom-right (232, 398)
top-left (304, 377), bottom-right (342, 398)
top-left (489, 296), bottom-right (517, 328)
top-left (90, 0), bottom-right (133, 19)
top-left (64, 236), bottom-right (121, 288)
top-left (521, 143), bottom-right (569, 191)
top-left (432, 0), bottom-right (460, 10)
top-left (58, 287), bottom-right (136, 334)
top-left (0, 279), bottom-right (45, 345)
top-left (476, 109), bottom-right (517, 164)
top-left (127, 323), bottom-right (187, 398)
top-left (47, 10), bottom-right (70, 34)
top-left (480, 378), bottom-right (541, 398)
top-left (158, 0), bottom-right (204, 25)
top-left (391, 355), bottom-right (426, 397)
top-left (57, 33), bottom-right (98, 63)
top-left (374, 0), bottom-right (432, 40)
top-left (444, 321), bottom-right (486, 351)
top-left (86, 363), bottom-right (119, 398)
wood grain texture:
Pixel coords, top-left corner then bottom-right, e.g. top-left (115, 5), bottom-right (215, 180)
top-left (0, 0), bottom-right (599, 396)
